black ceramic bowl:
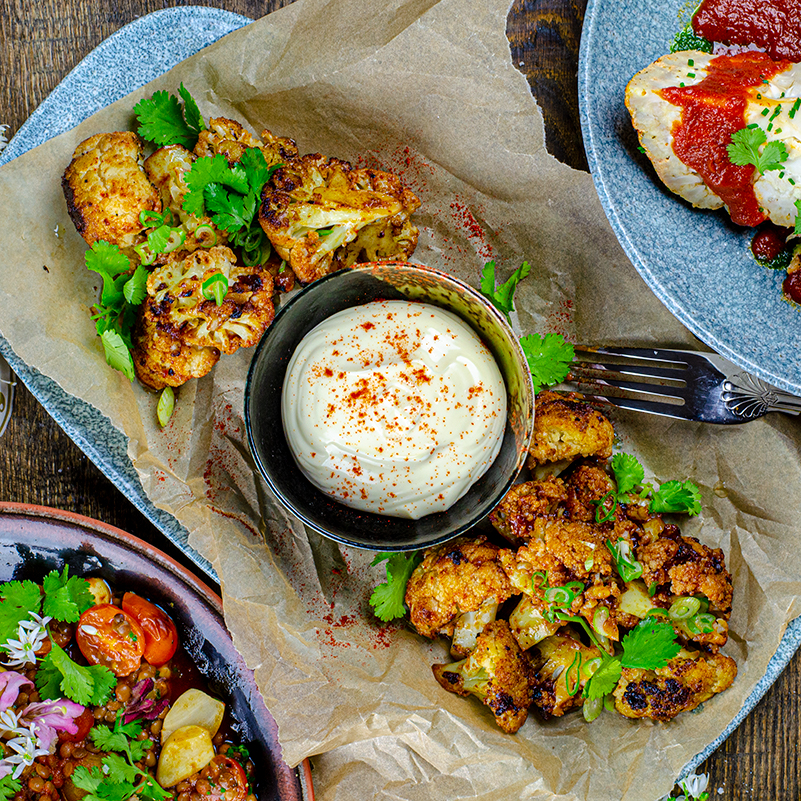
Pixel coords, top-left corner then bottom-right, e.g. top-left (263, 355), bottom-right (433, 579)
top-left (0, 503), bottom-right (313, 801)
top-left (245, 262), bottom-right (534, 552)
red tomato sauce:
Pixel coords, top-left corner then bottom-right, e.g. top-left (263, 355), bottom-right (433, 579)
top-left (693, 0), bottom-right (801, 62)
top-left (660, 52), bottom-right (789, 227)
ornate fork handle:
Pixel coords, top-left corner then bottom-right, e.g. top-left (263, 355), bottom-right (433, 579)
top-left (722, 372), bottom-right (801, 419)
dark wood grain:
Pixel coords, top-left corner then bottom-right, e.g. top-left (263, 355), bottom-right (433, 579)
top-left (0, 1), bottom-right (795, 798)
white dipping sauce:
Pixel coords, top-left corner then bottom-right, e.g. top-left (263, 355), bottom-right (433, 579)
top-left (281, 300), bottom-right (507, 519)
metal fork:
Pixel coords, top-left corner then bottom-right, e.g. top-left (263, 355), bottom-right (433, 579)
top-left (559, 346), bottom-right (801, 424)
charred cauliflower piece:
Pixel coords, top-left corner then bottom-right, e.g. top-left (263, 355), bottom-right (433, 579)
top-left (613, 650), bottom-right (737, 721)
top-left (489, 475), bottom-right (569, 545)
top-left (259, 153), bottom-right (420, 283)
top-left (144, 144), bottom-right (228, 256)
top-left (432, 620), bottom-right (535, 733)
top-left (529, 631), bottom-right (601, 719)
top-left (132, 245), bottom-right (274, 389)
top-left (527, 391), bottom-right (614, 468)
top-left (62, 131), bottom-right (160, 252)
top-left (194, 117), bottom-right (298, 167)
top-left (405, 536), bottom-right (513, 640)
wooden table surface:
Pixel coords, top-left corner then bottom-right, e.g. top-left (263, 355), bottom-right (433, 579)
top-left (0, 1), bottom-right (796, 799)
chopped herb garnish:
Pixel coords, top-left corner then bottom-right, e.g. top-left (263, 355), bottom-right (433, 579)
top-left (369, 552), bottom-right (424, 621)
top-left (479, 260), bottom-right (531, 321)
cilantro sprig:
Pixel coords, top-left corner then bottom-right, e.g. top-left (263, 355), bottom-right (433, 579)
top-left (133, 84), bottom-right (206, 150)
top-left (727, 124), bottom-right (788, 176)
top-left (610, 452), bottom-right (701, 516)
top-left (35, 639), bottom-right (116, 707)
top-left (480, 261), bottom-right (531, 321)
top-left (583, 616), bottom-right (682, 701)
top-left (368, 552), bottom-right (424, 622)
top-left (0, 777), bottom-right (20, 801)
top-left (85, 240), bottom-right (148, 381)
top-left (73, 714), bottom-right (170, 801)
top-left (183, 148), bottom-right (281, 265)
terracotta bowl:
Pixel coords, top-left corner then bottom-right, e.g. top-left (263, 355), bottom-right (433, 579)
top-left (0, 503), bottom-right (313, 801)
top-left (245, 262), bottom-right (534, 552)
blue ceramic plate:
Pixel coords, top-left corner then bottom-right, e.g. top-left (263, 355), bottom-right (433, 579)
top-left (0, 7), bottom-right (253, 581)
top-left (579, 0), bottom-right (801, 783)
top-left (579, 0), bottom-right (801, 396)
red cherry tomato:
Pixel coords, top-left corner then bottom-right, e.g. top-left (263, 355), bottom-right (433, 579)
top-left (58, 707), bottom-right (94, 743)
top-left (204, 756), bottom-right (249, 801)
top-left (75, 604), bottom-right (145, 677)
top-left (121, 592), bottom-right (179, 667)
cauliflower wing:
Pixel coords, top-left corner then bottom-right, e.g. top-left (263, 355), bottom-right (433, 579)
top-left (144, 144), bottom-right (228, 256)
top-left (489, 475), bottom-right (569, 545)
top-left (194, 117), bottom-right (298, 167)
top-left (527, 391), bottom-right (614, 468)
top-left (132, 245), bottom-right (274, 389)
top-left (405, 535), bottom-right (513, 639)
top-left (62, 131), bottom-right (160, 252)
top-left (432, 620), bottom-right (535, 733)
top-left (258, 153), bottom-right (420, 283)
top-left (613, 650), bottom-right (737, 721)
top-left (529, 631), bottom-right (601, 719)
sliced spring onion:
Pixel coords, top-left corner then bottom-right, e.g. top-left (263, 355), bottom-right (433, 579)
top-left (133, 242), bottom-right (156, 266)
top-left (581, 656), bottom-right (602, 679)
top-left (565, 652), bottom-right (582, 696)
top-left (603, 694), bottom-right (616, 712)
top-left (591, 606), bottom-right (609, 637)
top-left (694, 594), bottom-right (710, 614)
top-left (278, 259), bottom-right (288, 273)
top-left (646, 608), bottom-right (669, 619)
top-left (594, 490), bottom-right (617, 523)
top-left (162, 228), bottom-right (187, 254)
top-left (668, 596), bottom-right (701, 621)
top-left (139, 209), bottom-right (164, 227)
top-left (201, 273), bottom-right (229, 306)
top-left (194, 224), bottom-right (217, 248)
top-left (686, 612), bottom-right (716, 634)
top-left (316, 227), bottom-right (334, 236)
top-left (242, 245), bottom-right (263, 266)
top-left (582, 695), bottom-right (604, 723)
top-left (157, 386), bottom-right (175, 427)
top-left (606, 538), bottom-right (644, 582)
top-left (647, 581), bottom-right (658, 597)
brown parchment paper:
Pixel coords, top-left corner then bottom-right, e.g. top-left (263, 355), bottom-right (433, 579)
top-left (2, 0), bottom-right (801, 798)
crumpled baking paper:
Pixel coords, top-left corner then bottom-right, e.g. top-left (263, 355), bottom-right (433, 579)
top-left (1, 0), bottom-right (800, 798)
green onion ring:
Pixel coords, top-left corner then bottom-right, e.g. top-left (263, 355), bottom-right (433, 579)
top-left (668, 596), bottom-right (701, 621)
top-left (582, 695), bottom-right (604, 723)
top-left (139, 209), bottom-right (164, 228)
top-left (595, 491), bottom-right (617, 524)
top-left (194, 224), bottom-right (217, 248)
top-left (592, 606), bottom-right (610, 636)
top-left (133, 242), bottom-right (155, 266)
top-left (163, 228), bottom-right (187, 254)
top-left (565, 651), bottom-right (582, 696)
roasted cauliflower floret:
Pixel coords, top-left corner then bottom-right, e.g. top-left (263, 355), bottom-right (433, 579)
top-left (613, 650), bottom-right (737, 721)
top-left (259, 153), bottom-right (420, 283)
top-left (144, 145), bottom-right (228, 256)
top-left (405, 535), bottom-right (513, 640)
top-left (527, 391), bottom-right (614, 468)
top-left (529, 631), bottom-right (601, 719)
top-left (489, 475), bottom-right (569, 545)
top-left (132, 245), bottom-right (275, 389)
top-left (507, 594), bottom-right (560, 650)
top-left (62, 131), bottom-right (160, 252)
top-left (194, 117), bottom-right (298, 167)
top-left (432, 620), bottom-right (535, 733)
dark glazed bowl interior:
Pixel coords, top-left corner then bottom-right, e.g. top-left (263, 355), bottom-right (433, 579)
top-left (245, 262), bottom-right (534, 552)
top-left (0, 504), bottom-right (308, 801)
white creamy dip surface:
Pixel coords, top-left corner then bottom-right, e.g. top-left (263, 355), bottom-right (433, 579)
top-left (281, 300), bottom-right (507, 519)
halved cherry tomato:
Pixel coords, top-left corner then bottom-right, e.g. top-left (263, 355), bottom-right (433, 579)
top-left (122, 592), bottom-right (179, 667)
top-left (58, 707), bottom-right (94, 743)
top-left (75, 604), bottom-right (145, 677)
top-left (202, 755), bottom-right (249, 801)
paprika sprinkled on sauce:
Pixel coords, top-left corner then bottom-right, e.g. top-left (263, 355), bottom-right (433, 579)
top-left (660, 52), bottom-right (790, 227)
top-left (281, 301), bottom-right (506, 519)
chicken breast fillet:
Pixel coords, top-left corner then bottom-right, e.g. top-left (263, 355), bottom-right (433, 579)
top-left (626, 50), bottom-right (801, 227)
top-left (62, 131), bottom-right (160, 251)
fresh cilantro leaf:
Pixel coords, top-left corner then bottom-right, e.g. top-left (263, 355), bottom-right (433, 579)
top-left (134, 86), bottom-right (205, 149)
top-left (71, 765), bottom-right (105, 797)
top-left (794, 198), bottom-right (801, 237)
top-left (479, 260), bottom-right (531, 320)
top-left (123, 265), bottom-right (150, 306)
top-left (369, 551), bottom-right (423, 622)
top-left (649, 479), bottom-right (702, 516)
top-left (42, 565), bottom-right (94, 622)
top-left (727, 125), bottom-right (788, 175)
top-left (611, 452), bottom-right (645, 497)
top-left (100, 329), bottom-right (136, 382)
top-left (36, 639), bottom-right (115, 706)
top-left (204, 184), bottom-right (251, 231)
top-left (178, 83), bottom-right (206, 136)
top-left (0, 580), bottom-right (42, 643)
top-left (620, 616), bottom-right (681, 669)
top-left (239, 146), bottom-right (274, 193)
top-left (183, 154), bottom-right (249, 217)
top-left (519, 332), bottom-right (575, 393)
top-left (0, 777), bottom-right (20, 801)
top-left (102, 753), bottom-right (141, 785)
top-left (583, 656), bottom-right (622, 700)
top-left (146, 225), bottom-right (172, 254)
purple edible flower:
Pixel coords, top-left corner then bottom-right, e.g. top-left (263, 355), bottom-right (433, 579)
top-left (0, 671), bottom-right (33, 712)
top-left (20, 699), bottom-right (86, 753)
top-left (122, 678), bottom-right (169, 724)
